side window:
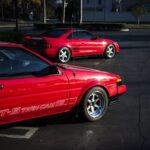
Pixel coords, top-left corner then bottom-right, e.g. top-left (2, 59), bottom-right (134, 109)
top-left (67, 32), bottom-right (78, 40)
top-left (0, 52), bottom-right (11, 75)
top-left (0, 47), bottom-right (50, 78)
top-left (78, 31), bottom-right (94, 40)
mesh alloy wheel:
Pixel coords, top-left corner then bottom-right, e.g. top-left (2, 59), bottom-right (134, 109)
top-left (80, 87), bottom-right (108, 121)
top-left (105, 44), bottom-right (116, 59)
top-left (58, 47), bottom-right (71, 63)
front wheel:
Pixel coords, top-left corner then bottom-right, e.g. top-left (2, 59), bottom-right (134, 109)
top-left (105, 44), bottom-right (116, 59)
top-left (58, 47), bottom-right (71, 63)
top-left (80, 87), bottom-right (108, 122)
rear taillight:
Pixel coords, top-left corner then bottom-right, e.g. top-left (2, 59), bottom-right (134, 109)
top-left (43, 40), bottom-right (51, 48)
top-left (24, 35), bottom-right (32, 40)
top-left (44, 44), bottom-right (51, 48)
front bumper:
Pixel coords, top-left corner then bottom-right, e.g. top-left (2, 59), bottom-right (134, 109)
top-left (109, 84), bottom-right (127, 105)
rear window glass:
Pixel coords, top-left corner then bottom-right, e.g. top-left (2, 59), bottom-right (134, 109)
top-left (40, 29), bottom-right (68, 38)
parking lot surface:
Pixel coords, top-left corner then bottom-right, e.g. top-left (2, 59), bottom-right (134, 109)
top-left (0, 45), bottom-right (150, 150)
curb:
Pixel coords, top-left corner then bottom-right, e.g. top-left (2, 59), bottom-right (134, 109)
top-left (119, 41), bottom-right (150, 48)
top-left (120, 28), bottom-right (130, 32)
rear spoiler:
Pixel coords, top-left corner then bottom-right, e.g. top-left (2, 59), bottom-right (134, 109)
top-left (24, 35), bottom-right (42, 40)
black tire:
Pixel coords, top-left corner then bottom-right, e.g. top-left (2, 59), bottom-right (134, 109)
top-left (57, 47), bottom-right (71, 63)
top-left (79, 87), bottom-right (108, 122)
top-left (105, 44), bottom-right (116, 59)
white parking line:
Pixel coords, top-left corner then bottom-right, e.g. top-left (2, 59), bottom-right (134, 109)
top-left (0, 127), bottom-right (39, 139)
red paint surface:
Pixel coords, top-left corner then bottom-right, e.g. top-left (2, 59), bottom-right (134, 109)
top-left (0, 44), bottom-right (126, 125)
top-left (23, 29), bottom-right (119, 59)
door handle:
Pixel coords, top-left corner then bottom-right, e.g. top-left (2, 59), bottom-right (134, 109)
top-left (0, 84), bottom-right (4, 89)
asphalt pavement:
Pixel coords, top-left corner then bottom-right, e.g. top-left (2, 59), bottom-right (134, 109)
top-left (0, 39), bottom-right (150, 150)
top-left (0, 24), bottom-right (150, 149)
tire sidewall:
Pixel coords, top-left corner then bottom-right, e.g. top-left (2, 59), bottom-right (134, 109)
top-left (82, 87), bottom-right (108, 122)
top-left (105, 44), bottom-right (116, 59)
top-left (58, 47), bottom-right (71, 63)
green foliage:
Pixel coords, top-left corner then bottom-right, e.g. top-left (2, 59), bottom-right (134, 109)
top-left (131, 5), bottom-right (147, 24)
top-left (34, 22), bottom-right (150, 30)
top-left (131, 5), bottom-right (147, 17)
top-left (0, 0), bottom-right (43, 20)
top-left (34, 22), bottom-right (125, 30)
top-left (65, 0), bottom-right (80, 21)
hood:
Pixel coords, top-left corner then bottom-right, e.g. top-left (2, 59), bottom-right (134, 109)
top-left (57, 64), bottom-right (120, 78)
top-left (97, 38), bottom-right (116, 43)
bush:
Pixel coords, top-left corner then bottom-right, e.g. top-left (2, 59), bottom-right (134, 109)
top-left (0, 31), bottom-right (24, 43)
top-left (131, 5), bottom-right (147, 24)
top-left (34, 23), bottom-right (125, 31)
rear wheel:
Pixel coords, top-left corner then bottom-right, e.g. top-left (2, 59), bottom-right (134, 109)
top-left (105, 44), bottom-right (116, 59)
top-left (58, 47), bottom-right (71, 63)
top-left (80, 87), bottom-right (108, 122)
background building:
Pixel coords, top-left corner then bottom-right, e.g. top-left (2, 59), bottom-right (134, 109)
top-left (82, 0), bottom-right (150, 22)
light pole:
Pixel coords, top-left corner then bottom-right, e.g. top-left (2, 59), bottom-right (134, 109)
top-left (62, 0), bottom-right (68, 24)
top-left (80, 0), bottom-right (83, 24)
top-left (43, 0), bottom-right (47, 24)
top-left (15, 0), bottom-right (19, 31)
top-left (63, 0), bottom-right (66, 24)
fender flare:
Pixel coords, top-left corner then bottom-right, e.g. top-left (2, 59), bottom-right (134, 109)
top-left (76, 81), bottom-right (110, 105)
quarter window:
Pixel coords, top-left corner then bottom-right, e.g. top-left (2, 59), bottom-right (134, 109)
top-left (77, 31), bottom-right (95, 40)
top-left (67, 32), bottom-right (78, 39)
top-left (67, 31), bottom-right (95, 40)
top-left (40, 29), bottom-right (68, 38)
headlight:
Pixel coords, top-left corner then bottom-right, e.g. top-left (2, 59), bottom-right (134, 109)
top-left (116, 78), bottom-right (122, 86)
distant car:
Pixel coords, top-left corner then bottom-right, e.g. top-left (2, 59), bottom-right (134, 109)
top-left (0, 43), bottom-right (126, 125)
top-left (23, 28), bottom-right (119, 63)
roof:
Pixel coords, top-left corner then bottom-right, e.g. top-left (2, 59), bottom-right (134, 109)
top-left (0, 42), bottom-right (22, 47)
top-left (50, 27), bottom-right (85, 31)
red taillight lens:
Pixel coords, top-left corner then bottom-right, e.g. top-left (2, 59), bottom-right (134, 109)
top-left (43, 39), bottom-right (51, 48)
top-left (24, 35), bottom-right (32, 40)
top-left (43, 44), bottom-right (51, 48)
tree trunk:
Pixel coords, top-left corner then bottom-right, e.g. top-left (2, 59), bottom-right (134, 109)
top-left (137, 17), bottom-right (140, 24)
top-left (15, 0), bottom-right (19, 31)
top-left (1, 1), bottom-right (4, 19)
top-left (62, 0), bottom-right (66, 24)
top-left (43, 0), bottom-right (46, 24)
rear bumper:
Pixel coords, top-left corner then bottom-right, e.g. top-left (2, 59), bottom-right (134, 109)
top-left (45, 48), bottom-right (58, 58)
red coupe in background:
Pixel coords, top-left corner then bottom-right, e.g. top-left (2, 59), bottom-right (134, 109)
top-left (23, 28), bottom-right (119, 63)
top-left (0, 43), bottom-right (126, 125)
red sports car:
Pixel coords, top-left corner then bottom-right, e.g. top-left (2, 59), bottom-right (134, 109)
top-left (0, 43), bottom-right (126, 125)
top-left (23, 28), bottom-right (119, 63)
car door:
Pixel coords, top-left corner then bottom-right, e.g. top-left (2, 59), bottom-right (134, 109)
top-left (77, 31), bottom-right (100, 56)
top-left (65, 31), bottom-right (81, 57)
top-left (65, 31), bottom-right (99, 56)
top-left (0, 47), bottom-right (69, 125)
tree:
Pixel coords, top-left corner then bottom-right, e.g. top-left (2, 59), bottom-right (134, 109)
top-left (131, 5), bottom-right (147, 24)
top-left (0, 0), bottom-right (11, 19)
top-left (65, 0), bottom-right (80, 22)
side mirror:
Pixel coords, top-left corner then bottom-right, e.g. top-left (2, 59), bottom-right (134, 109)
top-left (49, 65), bottom-right (59, 74)
top-left (91, 36), bottom-right (99, 40)
top-left (33, 65), bottom-right (58, 77)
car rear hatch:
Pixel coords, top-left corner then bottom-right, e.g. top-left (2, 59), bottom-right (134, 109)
top-left (23, 36), bottom-right (46, 55)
